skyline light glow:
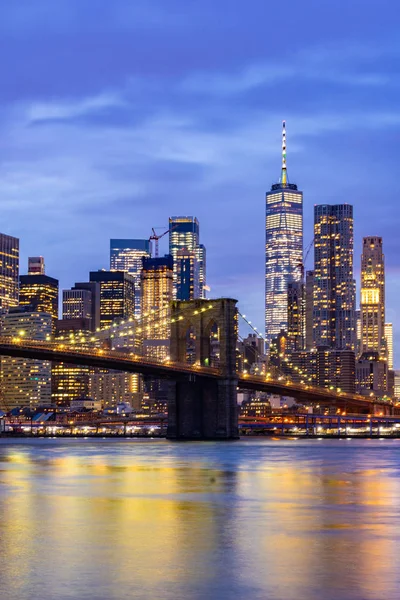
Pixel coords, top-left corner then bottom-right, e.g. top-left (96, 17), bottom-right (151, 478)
top-left (1, 0), bottom-right (400, 365)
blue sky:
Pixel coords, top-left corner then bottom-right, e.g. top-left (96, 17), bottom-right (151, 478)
top-left (1, 0), bottom-right (400, 363)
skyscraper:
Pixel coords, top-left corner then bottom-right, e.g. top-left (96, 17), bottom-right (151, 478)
top-left (360, 237), bottom-right (385, 356)
top-left (305, 270), bottom-right (314, 350)
top-left (140, 255), bottom-right (173, 360)
top-left (265, 121), bottom-right (303, 348)
top-left (19, 259), bottom-right (59, 330)
top-left (89, 271), bottom-right (135, 329)
top-left (175, 248), bottom-right (199, 301)
top-left (62, 288), bottom-right (92, 321)
top-left (287, 281), bottom-right (305, 352)
top-left (169, 217), bottom-right (205, 300)
top-left (0, 233), bottom-right (19, 311)
top-left (385, 322), bottom-right (393, 370)
top-left (110, 239), bottom-right (150, 317)
top-left (313, 204), bottom-right (356, 350)
top-left (196, 244), bottom-right (207, 299)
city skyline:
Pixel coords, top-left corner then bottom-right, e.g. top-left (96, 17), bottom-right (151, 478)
top-left (1, 0), bottom-right (400, 363)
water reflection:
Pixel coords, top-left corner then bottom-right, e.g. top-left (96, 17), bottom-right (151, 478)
top-left (0, 439), bottom-right (400, 599)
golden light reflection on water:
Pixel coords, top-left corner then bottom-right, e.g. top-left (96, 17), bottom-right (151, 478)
top-left (1, 439), bottom-right (400, 600)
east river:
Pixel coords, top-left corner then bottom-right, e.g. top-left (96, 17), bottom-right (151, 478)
top-left (1, 439), bottom-right (400, 600)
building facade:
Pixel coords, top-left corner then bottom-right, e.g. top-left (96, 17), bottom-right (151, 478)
top-left (287, 281), bottom-right (305, 352)
top-left (0, 233), bottom-right (19, 311)
top-left (360, 237), bottom-right (385, 356)
top-left (169, 217), bottom-right (205, 300)
top-left (19, 266), bottom-right (59, 329)
top-left (140, 255), bottom-right (173, 360)
top-left (0, 308), bottom-right (52, 409)
top-left (63, 288), bottom-right (92, 321)
top-left (110, 239), bottom-right (150, 317)
top-left (265, 122), bottom-right (303, 349)
top-left (89, 271), bottom-right (135, 330)
top-left (385, 322), bottom-right (393, 370)
top-left (313, 204), bottom-right (356, 350)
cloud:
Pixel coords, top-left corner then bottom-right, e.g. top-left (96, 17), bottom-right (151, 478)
top-left (25, 92), bottom-right (127, 123)
top-left (181, 42), bottom-right (395, 96)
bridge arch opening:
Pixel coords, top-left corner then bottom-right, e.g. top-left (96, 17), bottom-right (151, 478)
top-left (185, 324), bottom-right (197, 365)
top-left (203, 320), bottom-right (220, 368)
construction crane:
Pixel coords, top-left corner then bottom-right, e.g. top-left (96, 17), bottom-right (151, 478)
top-left (149, 225), bottom-right (178, 258)
top-left (297, 238), bottom-right (314, 280)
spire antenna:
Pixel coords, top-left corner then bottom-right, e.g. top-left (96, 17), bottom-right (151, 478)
top-left (281, 120), bottom-right (287, 186)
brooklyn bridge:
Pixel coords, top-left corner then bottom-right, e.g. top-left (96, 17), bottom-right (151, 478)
top-left (0, 298), bottom-right (393, 439)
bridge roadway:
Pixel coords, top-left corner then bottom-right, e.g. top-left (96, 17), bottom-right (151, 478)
top-left (0, 337), bottom-right (392, 413)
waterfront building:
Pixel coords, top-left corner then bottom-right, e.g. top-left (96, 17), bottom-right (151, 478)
top-left (51, 318), bottom-right (95, 405)
top-left (140, 255), bottom-right (173, 360)
top-left (0, 232), bottom-right (19, 311)
top-left (0, 308), bottom-right (52, 409)
top-left (313, 204), bottom-right (356, 350)
top-left (110, 239), bottom-right (150, 317)
top-left (360, 237), bottom-right (385, 356)
top-left (88, 371), bottom-right (142, 411)
top-left (265, 121), bottom-right (303, 349)
top-left (19, 260), bottom-right (58, 330)
top-left (89, 271), bottom-right (135, 330)
top-left (28, 256), bottom-right (45, 275)
top-left (169, 217), bottom-right (204, 299)
top-left (305, 270), bottom-right (314, 350)
top-left (240, 396), bottom-right (271, 418)
top-left (385, 323), bottom-right (393, 370)
top-left (287, 281), bottom-right (305, 352)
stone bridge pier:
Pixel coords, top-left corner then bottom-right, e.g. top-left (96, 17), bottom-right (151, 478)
top-left (167, 298), bottom-right (239, 440)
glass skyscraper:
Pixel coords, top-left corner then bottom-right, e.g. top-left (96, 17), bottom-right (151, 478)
top-left (110, 239), bottom-right (150, 317)
top-left (265, 122), bottom-right (303, 349)
top-left (313, 204), bottom-right (356, 350)
top-left (169, 217), bottom-right (206, 300)
top-left (0, 232), bottom-right (19, 312)
top-left (89, 271), bottom-right (135, 329)
top-left (360, 237), bottom-right (385, 356)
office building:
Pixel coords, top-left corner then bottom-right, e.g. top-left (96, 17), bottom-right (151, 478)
top-left (63, 288), bottom-right (92, 321)
top-left (360, 237), bottom-right (385, 356)
top-left (0, 233), bottom-right (19, 311)
top-left (287, 281), bottom-right (305, 352)
top-left (72, 282), bottom-right (100, 331)
top-left (385, 323), bottom-right (393, 370)
top-left (356, 352), bottom-right (387, 396)
top-left (110, 239), bottom-right (150, 317)
top-left (176, 248), bottom-right (199, 301)
top-left (305, 270), bottom-right (314, 350)
top-left (355, 309), bottom-right (361, 357)
top-left (19, 260), bottom-right (59, 328)
top-left (140, 255), bottom-right (173, 360)
top-left (196, 244), bottom-right (207, 299)
top-left (316, 348), bottom-right (355, 394)
top-left (394, 370), bottom-right (400, 398)
top-left (313, 204), bottom-right (356, 350)
top-left (265, 121), bottom-right (303, 348)
top-left (89, 271), bottom-right (135, 330)
top-left (51, 318), bottom-right (99, 405)
top-left (0, 308), bottom-right (52, 409)
top-left (28, 256), bottom-right (45, 275)
top-left (169, 217), bottom-right (205, 300)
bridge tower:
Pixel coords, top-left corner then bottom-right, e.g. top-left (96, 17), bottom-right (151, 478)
top-left (167, 298), bottom-right (239, 440)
